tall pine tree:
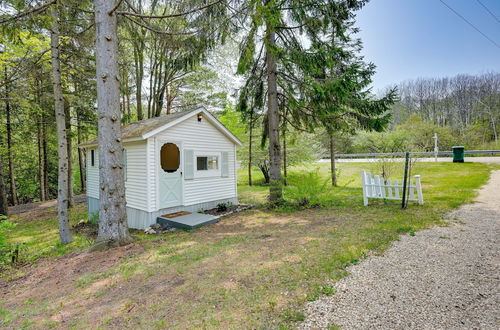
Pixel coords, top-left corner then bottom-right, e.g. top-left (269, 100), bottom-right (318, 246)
top-left (235, 0), bottom-right (395, 199)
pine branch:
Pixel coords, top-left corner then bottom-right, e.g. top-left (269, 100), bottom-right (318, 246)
top-left (121, 15), bottom-right (200, 36)
top-left (0, 0), bottom-right (57, 24)
top-left (117, 0), bottom-right (224, 19)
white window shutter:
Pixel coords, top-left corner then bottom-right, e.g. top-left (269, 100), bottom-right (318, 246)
top-left (221, 151), bottom-right (229, 177)
top-left (184, 149), bottom-right (194, 179)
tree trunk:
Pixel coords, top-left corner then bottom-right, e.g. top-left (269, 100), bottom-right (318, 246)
top-left (258, 161), bottom-right (270, 184)
top-left (248, 113), bottom-right (253, 186)
top-left (0, 139), bottom-right (8, 216)
top-left (76, 110), bottom-right (86, 193)
top-left (264, 9), bottom-right (282, 201)
top-left (489, 111), bottom-right (498, 144)
top-left (4, 68), bottom-right (18, 206)
top-left (133, 47), bottom-right (144, 121)
top-left (50, 7), bottom-right (73, 244)
top-left (165, 84), bottom-right (173, 115)
top-left (65, 98), bottom-right (74, 207)
top-left (93, 0), bottom-right (131, 250)
top-left (126, 79), bottom-right (131, 121)
top-left (282, 124), bottom-right (287, 186)
top-left (36, 78), bottom-right (46, 201)
top-left (42, 113), bottom-right (49, 199)
top-left (330, 134), bottom-right (337, 187)
top-left (37, 116), bottom-right (46, 201)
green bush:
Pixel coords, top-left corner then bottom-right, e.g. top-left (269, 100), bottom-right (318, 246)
top-left (216, 202), bottom-right (232, 212)
top-left (284, 170), bottom-right (329, 208)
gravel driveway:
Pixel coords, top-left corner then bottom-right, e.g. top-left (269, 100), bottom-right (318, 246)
top-left (301, 170), bottom-right (500, 329)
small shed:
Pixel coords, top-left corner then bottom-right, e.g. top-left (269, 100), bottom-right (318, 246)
top-left (80, 108), bottom-right (242, 229)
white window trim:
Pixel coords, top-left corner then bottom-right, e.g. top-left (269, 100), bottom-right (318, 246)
top-left (194, 151), bottom-right (221, 178)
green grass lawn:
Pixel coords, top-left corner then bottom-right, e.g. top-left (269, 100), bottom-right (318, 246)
top-left (1, 161), bottom-right (498, 329)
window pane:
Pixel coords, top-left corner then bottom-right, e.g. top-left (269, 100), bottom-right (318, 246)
top-left (160, 143), bottom-right (180, 173)
top-left (207, 156), bottom-right (218, 170)
top-left (197, 157), bottom-right (208, 170)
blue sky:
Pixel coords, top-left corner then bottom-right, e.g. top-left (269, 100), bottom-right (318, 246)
top-left (355, 0), bottom-right (500, 92)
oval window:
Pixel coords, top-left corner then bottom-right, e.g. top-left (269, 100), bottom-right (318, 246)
top-left (160, 143), bottom-right (180, 173)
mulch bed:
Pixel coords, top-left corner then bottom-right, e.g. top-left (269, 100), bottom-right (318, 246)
top-left (203, 204), bottom-right (254, 217)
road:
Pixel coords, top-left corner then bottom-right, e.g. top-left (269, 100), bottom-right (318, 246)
top-left (318, 156), bottom-right (500, 163)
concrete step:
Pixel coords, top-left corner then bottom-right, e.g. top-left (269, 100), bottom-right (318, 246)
top-left (157, 212), bottom-right (220, 230)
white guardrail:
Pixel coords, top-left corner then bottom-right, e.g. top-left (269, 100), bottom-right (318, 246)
top-left (361, 170), bottom-right (424, 206)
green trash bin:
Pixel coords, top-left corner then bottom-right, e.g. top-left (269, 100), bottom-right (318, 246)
top-left (452, 146), bottom-right (465, 163)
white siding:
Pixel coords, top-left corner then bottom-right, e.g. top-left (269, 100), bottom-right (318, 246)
top-left (85, 142), bottom-right (149, 211)
top-left (124, 141), bottom-right (148, 211)
top-left (86, 148), bottom-right (99, 199)
top-left (151, 114), bottom-right (237, 210)
top-left (146, 138), bottom-right (156, 211)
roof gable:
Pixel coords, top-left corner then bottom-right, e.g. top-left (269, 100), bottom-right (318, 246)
top-left (80, 108), bottom-right (242, 147)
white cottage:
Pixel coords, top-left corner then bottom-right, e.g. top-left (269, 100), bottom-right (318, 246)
top-left (81, 108), bottom-right (242, 229)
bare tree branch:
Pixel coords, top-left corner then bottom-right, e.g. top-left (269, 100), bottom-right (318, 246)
top-left (108, 0), bottom-right (123, 16)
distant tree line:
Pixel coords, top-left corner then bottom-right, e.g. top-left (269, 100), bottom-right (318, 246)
top-left (391, 72), bottom-right (499, 144)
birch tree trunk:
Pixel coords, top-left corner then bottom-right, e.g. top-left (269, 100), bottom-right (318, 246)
top-left (50, 7), bottom-right (73, 244)
top-left (264, 10), bottom-right (282, 201)
top-left (489, 110), bottom-right (498, 144)
top-left (92, 0), bottom-right (131, 250)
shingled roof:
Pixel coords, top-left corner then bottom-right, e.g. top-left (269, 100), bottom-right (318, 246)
top-left (80, 108), bottom-right (242, 147)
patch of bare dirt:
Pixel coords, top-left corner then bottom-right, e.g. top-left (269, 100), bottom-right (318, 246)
top-left (8, 195), bottom-right (86, 215)
top-left (0, 207), bottom-right (348, 328)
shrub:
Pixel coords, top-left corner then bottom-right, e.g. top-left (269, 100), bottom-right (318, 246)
top-left (264, 197), bottom-right (295, 211)
top-left (216, 202), bottom-right (229, 212)
top-left (284, 170), bottom-right (329, 208)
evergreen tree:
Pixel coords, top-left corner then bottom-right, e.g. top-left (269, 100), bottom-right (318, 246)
top-left (235, 0), bottom-right (394, 199)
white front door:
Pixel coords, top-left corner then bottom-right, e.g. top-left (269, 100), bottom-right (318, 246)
top-left (158, 141), bottom-right (182, 208)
